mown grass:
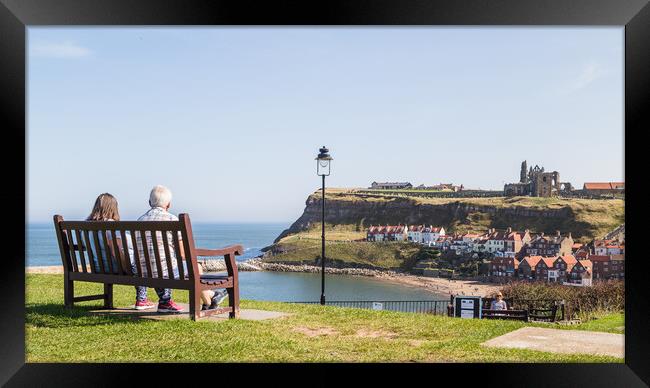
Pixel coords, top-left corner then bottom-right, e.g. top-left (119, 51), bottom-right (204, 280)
top-left (26, 274), bottom-right (622, 363)
top-left (561, 312), bottom-right (624, 334)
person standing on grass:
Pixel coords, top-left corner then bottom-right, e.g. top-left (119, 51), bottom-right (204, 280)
top-left (137, 185), bottom-right (227, 313)
top-left (490, 292), bottom-right (508, 310)
top-left (86, 193), bottom-right (156, 311)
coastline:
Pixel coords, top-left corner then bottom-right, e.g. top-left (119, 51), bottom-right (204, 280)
top-left (26, 259), bottom-right (500, 297)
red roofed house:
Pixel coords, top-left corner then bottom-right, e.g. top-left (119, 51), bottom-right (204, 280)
top-left (422, 226), bottom-right (445, 245)
top-left (407, 225), bottom-right (424, 243)
top-left (503, 228), bottom-right (531, 257)
top-left (583, 182), bottom-right (624, 196)
top-left (518, 256), bottom-right (543, 279)
top-left (367, 225), bottom-right (386, 242)
top-left (554, 254), bottom-right (578, 279)
top-left (489, 257), bottom-right (519, 279)
top-left (588, 255), bottom-right (624, 280)
top-left (535, 257), bottom-right (561, 282)
top-left (522, 231), bottom-right (574, 257)
top-left (386, 225), bottom-right (408, 241)
top-left (566, 259), bottom-right (593, 286)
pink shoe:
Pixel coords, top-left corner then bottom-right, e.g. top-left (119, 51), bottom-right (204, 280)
top-left (134, 299), bottom-right (156, 310)
top-left (157, 300), bottom-right (184, 313)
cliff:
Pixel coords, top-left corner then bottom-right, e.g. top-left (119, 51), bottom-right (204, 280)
top-left (273, 190), bottom-right (625, 244)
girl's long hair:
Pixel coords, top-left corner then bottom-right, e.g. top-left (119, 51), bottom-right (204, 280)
top-left (86, 193), bottom-right (120, 221)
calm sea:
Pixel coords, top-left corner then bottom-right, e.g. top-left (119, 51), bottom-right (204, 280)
top-left (26, 223), bottom-right (442, 301)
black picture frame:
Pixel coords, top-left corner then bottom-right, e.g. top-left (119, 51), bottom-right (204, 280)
top-left (1, 0), bottom-right (647, 385)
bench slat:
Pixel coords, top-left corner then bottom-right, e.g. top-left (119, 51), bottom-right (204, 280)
top-left (83, 230), bottom-right (96, 273)
top-left (162, 232), bottom-right (175, 280)
top-left (172, 231), bottom-right (185, 280)
top-left (101, 229), bottom-right (114, 274)
top-left (74, 229), bottom-right (88, 273)
top-left (139, 230), bottom-right (155, 278)
top-left (110, 229), bottom-right (126, 275)
top-left (68, 271), bottom-right (194, 289)
top-left (150, 231), bottom-right (164, 279)
top-left (92, 230), bottom-right (106, 273)
top-left (132, 230), bottom-right (149, 277)
top-left (65, 230), bottom-right (79, 273)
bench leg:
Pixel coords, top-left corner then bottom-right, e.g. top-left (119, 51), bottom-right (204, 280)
top-left (103, 284), bottom-right (113, 309)
top-left (189, 288), bottom-right (201, 321)
top-left (64, 276), bottom-right (74, 308)
top-left (227, 286), bottom-right (240, 319)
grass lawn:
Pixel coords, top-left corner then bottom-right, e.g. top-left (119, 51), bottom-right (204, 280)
top-left (26, 274), bottom-right (623, 363)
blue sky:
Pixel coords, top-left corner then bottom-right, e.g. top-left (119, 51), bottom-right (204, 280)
top-left (28, 27), bottom-right (624, 223)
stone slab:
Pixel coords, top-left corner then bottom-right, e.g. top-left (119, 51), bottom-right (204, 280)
top-left (90, 303), bottom-right (292, 322)
top-left (481, 327), bottom-right (624, 358)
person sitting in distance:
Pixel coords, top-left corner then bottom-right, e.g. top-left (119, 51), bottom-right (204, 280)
top-left (490, 292), bottom-right (508, 310)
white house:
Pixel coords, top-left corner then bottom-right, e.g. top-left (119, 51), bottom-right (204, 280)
top-left (387, 225), bottom-right (408, 241)
top-left (485, 228), bottom-right (508, 253)
top-left (422, 226), bottom-right (445, 244)
top-left (367, 225), bottom-right (385, 242)
top-left (407, 225), bottom-right (424, 243)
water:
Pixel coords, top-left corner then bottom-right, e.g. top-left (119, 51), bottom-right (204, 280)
top-left (27, 223), bottom-right (444, 301)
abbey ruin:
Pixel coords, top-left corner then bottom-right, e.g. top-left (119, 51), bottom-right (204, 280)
top-left (504, 161), bottom-right (573, 197)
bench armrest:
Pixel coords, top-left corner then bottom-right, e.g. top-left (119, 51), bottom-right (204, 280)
top-left (194, 244), bottom-right (244, 257)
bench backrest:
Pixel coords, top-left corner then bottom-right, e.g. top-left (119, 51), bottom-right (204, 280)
top-left (53, 213), bottom-right (201, 281)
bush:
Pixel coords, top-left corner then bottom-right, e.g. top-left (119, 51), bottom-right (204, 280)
top-left (498, 280), bottom-right (624, 321)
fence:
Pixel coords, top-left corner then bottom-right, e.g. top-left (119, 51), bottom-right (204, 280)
top-left (292, 300), bottom-right (450, 315)
top-left (292, 297), bottom-right (567, 320)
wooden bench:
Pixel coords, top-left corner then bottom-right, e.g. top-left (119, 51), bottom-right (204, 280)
top-left (529, 305), bottom-right (559, 322)
top-left (481, 309), bottom-right (529, 321)
top-left (53, 213), bottom-right (242, 320)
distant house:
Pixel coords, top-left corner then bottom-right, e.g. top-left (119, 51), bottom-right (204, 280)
top-left (367, 225), bottom-right (408, 241)
top-left (407, 225), bottom-right (424, 242)
top-left (553, 254), bottom-right (578, 279)
top-left (386, 225), bottom-right (408, 241)
top-left (590, 254), bottom-right (625, 280)
top-left (489, 257), bottom-right (519, 278)
top-left (366, 225), bottom-right (386, 242)
top-left (518, 256), bottom-right (543, 279)
top-left (582, 182), bottom-right (624, 196)
top-left (422, 226), bottom-right (445, 244)
top-left (534, 257), bottom-right (559, 282)
top-left (369, 182), bottom-right (413, 190)
top-left (504, 229), bottom-right (531, 257)
top-left (566, 259), bottom-right (593, 286)
top-left (522, 231), bottom-right (573, 257)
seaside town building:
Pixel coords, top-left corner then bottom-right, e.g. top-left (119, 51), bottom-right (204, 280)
top-left (589, 255), bottom-right (625, 280)
top-left (489, 256), bottom-right (519, 279)
top-left (369, 182), bottom-right (413, 190)
top-left (565, 259), bottom-right (593, 286)
top-left (518, 256), bottom-right (543, 279)
top-left (367, 225), bottom-right (408, 241)
top-left (521, 231), bottom-right (574, 257)
top-left (582, 182), bottom-right (625, 196)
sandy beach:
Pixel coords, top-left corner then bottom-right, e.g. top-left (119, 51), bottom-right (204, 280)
top-left (27, 262), bottom-right (500, 297)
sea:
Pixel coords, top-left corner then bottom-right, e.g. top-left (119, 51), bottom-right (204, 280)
top-left (27, 223), bottom-right (443, 302)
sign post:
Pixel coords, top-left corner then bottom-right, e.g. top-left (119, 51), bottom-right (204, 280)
top-left (453, 295), bottom-right (482, 319)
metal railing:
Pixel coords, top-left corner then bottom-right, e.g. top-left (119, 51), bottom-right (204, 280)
top-left (291, 300), bottom-right (450, 315)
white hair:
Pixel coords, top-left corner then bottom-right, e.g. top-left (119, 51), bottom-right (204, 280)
top-left (149, 185), bottom-right (172, 208)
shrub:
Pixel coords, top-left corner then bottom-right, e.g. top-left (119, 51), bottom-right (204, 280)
top-left (498, 280), bottom-right (624, 320)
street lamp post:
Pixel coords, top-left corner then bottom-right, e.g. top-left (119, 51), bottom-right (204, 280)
top-left (316, 146), bottom-right (332, 305)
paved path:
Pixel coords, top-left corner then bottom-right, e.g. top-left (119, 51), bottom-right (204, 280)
top-left (482, 327), bottom-right (624, 358)
top-left (90, 303), bottom-right (292, 322)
